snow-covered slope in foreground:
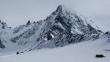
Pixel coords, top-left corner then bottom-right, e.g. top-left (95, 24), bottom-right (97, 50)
top-left (0, 37), bottom-right (110, 62)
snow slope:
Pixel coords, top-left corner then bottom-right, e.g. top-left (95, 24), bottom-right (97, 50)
top-left (0, 37), bottom-right (110, 62)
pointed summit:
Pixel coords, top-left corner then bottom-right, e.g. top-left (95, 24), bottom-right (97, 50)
top-left (55, 5), bottom-right (71, 13)
top-left (55, 5), bottom-right (76, 14)
top-left (56, 5), bottom-right (64, 12)
top-left (49, 4), bottom-right (77, 18)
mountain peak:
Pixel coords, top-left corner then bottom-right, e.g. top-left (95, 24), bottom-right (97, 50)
top-left (56, 5), bottom-right (71, 13)
top-left (0, 5), bottom-right (103, 51)
top-left (53, 5), bottom-right (78, 17)
top-left (56, 5), bottom-right (72, 13)
top-left (56, 5), bottom-right (65, 11)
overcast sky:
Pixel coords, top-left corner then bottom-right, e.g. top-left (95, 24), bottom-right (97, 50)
top-left (0, 0), bottom-right (110, 31)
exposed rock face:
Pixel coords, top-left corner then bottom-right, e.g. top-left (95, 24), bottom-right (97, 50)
top-left (0, 20), bottom-right (7, 29)
top-left (0, 39), bottom-right (5, 48)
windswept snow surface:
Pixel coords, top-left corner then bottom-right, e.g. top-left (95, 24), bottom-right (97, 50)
top-left (0, 37), bottom-right (110, 62)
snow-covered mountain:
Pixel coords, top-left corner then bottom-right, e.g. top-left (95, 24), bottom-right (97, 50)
top-left (0, 5), bottom-right (107, 54)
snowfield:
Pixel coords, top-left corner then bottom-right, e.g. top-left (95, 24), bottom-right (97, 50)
top-left (0, 37), bottom-right (110, 62)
